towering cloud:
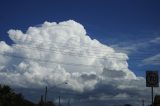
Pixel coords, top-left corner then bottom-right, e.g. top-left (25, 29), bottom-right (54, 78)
top-left (0, 20), bottom-right (138, 93)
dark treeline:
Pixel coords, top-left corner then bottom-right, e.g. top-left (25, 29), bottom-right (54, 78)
top-left (0, 84), bottom-right (55, 106)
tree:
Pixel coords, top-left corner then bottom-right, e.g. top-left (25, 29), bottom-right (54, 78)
top-left (0, 84), bottom-right (35, 106)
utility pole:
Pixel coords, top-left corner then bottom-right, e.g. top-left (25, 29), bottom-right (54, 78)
top-left (44, 86), bottom-right (47, 106)
top-left (152, 87), bottom-right (154, 106)
top-left (146, 71), bottom-right (159, 106)
top-left (142, 99), bottom-right (144, 106)
top-left (59, 96), bottom-right (61, 106)
top-left (68, 99), bottom-right (70, 106)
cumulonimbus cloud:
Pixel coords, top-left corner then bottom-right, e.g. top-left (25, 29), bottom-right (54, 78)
top-left (0, 20), bottom-right (138, 92)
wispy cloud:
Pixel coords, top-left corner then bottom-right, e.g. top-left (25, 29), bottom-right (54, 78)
top-left (150, 37), bottom-right (160, 44)
top-left (142, 54), bottom-right (160, 65)
top-left (111, 36), bottom-right (160, 66)
top-left (110, 41), bottom-right (150, 55)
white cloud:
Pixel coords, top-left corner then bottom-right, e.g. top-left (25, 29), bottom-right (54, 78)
top-left (142, 54), bottom-right (160, 65)
top-left (111, 44), bottom-right (137, 55)
top-left (150, 37), bottom-right (160, 44)
top-left (111, 35), bottom-right (160, 55)
top-left (114, 93), bottom-right (129, 99)
top-left (0, 20), bottom-right (140, 93)
top-left (111, 41), bottom-right (150, 55)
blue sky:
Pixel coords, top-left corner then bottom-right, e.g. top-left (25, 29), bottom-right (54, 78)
top-left (0, 0), bottom-right (160, 105)
top-left (1, 0), bottom-right (160, 76)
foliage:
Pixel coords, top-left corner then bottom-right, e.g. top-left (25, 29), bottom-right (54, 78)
top-left (0, 84), bottom-right (34, 106)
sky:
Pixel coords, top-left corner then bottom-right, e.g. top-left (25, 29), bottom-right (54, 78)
top-left (0, 0), bottom-right (160, 106)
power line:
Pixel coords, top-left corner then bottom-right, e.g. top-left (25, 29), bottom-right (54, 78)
top-left (0, 52), bottom-right (160, 72)
top-left (11, 45), bottom-right (128, 61)
top-left (10, 38), bottom-right (160, 55)
top-left (10, 44), bottom-right (160, 61)
top-left (0, 52), bottom-right (102, 68)
top-left (1, 48), bottom-right (160, 66)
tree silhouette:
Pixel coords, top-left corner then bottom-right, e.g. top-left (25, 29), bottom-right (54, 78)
top-left (0, 84), bottom-right (34, 106)
top-left (0, 84), bottom-right (58, 106)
